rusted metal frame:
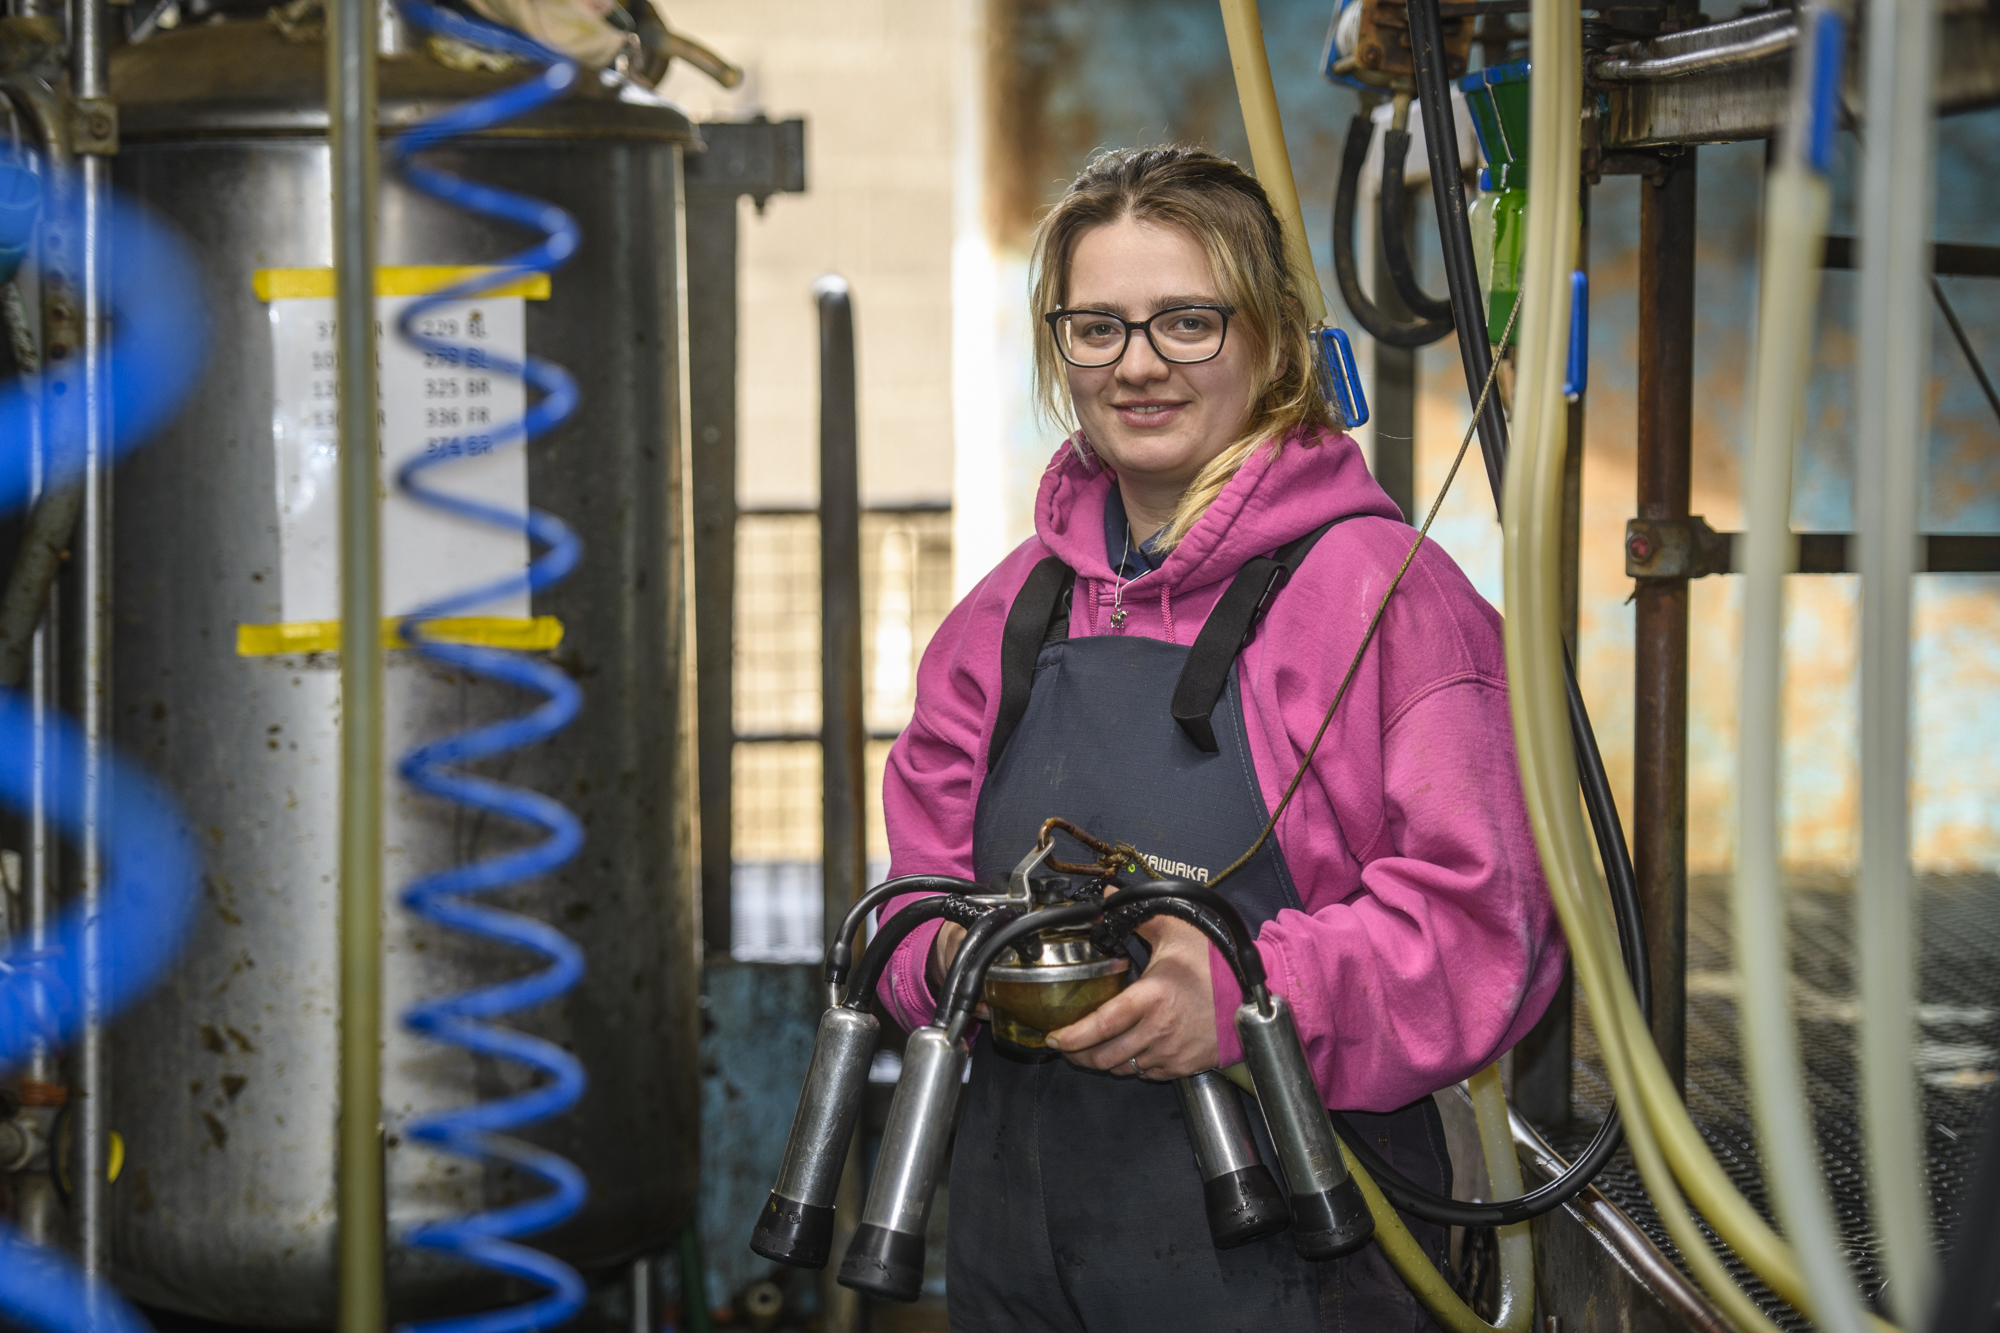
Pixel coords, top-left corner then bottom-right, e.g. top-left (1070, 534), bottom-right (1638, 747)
top-left (0, 54), bottom-right (71, 1252)
top-left (1632, 526), bottom-right (2000, 579)
top-left (685, 182), bottom-right (739, 961)
top-left (0, 68), bottom-right (79, 698)
top-left (1633, 155), bottom-right (1696, 1094)
top-left (683, 118), bottom-right (806, 960)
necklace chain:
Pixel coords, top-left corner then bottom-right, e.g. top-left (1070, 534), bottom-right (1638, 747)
top-left (1110, 522), bottom-right (1132, 627)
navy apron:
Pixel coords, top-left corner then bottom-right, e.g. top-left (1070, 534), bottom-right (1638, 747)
top-left (945, 522), bottom-right (1454, 1333)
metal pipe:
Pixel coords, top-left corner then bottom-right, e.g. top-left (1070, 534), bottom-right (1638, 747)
top-left (752, 1004), bottom-right (880, 1268)
top-left (813, 272), bottom-right (863, 1333)
top-left (1, 74), bottom-right (70, 1251)
top-left (13, 231), bottom-right (58, 1258)
top-left (817, 274), bottom-right (863, 951)
top-left (69, 0), bottom-right (112, 1289)
top-left (686, 180), bottom-right (740, 961)
top-left (1591, 25), bottom-right (1794, 81)
top-left (837, 1024), bottom-right (967, 1302)
top-left (329, 0), bottom-right (385, 1322)
top-left (1632, 157), bottom-right (1695, 1094)
top-left (18, 588), bottom-right (58, 1250)
top-left (1175, 1070), bottom-right (1290, 1249)
top-left (0, 283), bottom-right (76, 695)
top-left (1507, 1108), bottom-right (1732, 1333)
top-left (0, 472), bottom-right (80, 689)
top-left (627, 1254), bottom-right (656, 1333)
top-left (1234, 994), bottom-right (1373, 1261)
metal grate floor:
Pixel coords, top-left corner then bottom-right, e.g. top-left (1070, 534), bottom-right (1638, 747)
top-left (1546, 873), bottom-right (1999, 1328)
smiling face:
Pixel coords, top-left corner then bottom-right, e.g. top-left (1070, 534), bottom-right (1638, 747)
top-left (1062, 216), bottom-right (1263, 532)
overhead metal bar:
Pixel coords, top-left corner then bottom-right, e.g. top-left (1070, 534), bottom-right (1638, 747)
top-left (1823, 235), bottom-right (2000, 277)
top-left (1632, 157), bottom-right (1697, 1094)
top-left (1626, 523), bottom-right (2000, 578)
top-left (1596, 3), bottom-right (2000, 148)
top-left (682, 115), bottom-right (807, 961)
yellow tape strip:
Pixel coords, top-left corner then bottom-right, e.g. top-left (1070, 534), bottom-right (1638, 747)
top-left (236, 616), bottom-right (565, 656)
top-left (252, 266), bottom-right (553, 302)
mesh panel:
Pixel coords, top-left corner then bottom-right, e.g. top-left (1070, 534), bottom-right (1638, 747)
top-left (1548, 873), bottom-right (1999, 1327)
top-left (731, 508), bottom-right (954, 958)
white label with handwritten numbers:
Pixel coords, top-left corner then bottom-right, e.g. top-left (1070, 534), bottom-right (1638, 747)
top-left (268, 294), bottom-right (530, 623)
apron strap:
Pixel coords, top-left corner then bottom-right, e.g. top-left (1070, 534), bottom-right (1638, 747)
top-left (988, 556), bottom-right (1076, 772)
top-left (1171, 517), bottom-right (1352, 752)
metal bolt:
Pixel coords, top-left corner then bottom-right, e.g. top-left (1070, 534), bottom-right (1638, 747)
top-left (87, 113), bottom-right (111, 140)
top-left (1627, 533), bottom-right (1652, 562)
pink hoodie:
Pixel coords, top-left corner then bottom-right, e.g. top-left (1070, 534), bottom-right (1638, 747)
top-left (877, 426), bottom-right (1565, 1113)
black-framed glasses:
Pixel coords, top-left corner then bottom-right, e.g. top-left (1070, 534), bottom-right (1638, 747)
top-left (1044, 304), bottom-right (1236, 369)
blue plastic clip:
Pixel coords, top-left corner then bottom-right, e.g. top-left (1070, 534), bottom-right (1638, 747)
top-left (1563, 269), bottom-right (1588, 402)
top-left (1316, 326), bottom-right (1369, 427)
top-left (1806, 9), bottom-right (1845, 175)
top-left (1320, 0), bottom-right (1370, 91)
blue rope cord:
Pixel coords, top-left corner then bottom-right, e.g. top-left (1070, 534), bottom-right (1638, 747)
top-left (388, 7), bottom-right (590, 1331)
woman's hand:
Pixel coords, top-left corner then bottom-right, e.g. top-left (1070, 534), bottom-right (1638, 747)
top-left (1044, 915), bottom-right (1218, 1080)
top-left (927, 921), bottom-right (990, 1019)
top-left (930, 920), bottom-right (966, 987)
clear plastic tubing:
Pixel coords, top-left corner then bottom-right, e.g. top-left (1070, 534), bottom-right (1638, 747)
top-left (1855, 0), bottom-right (1941, 1320)
top-left (1496, 0), bottom-right (1903, 1324)
top-left (1467, 1065), bottom-right (1533, 1332)
top-left (1735, 5), bottom-right (1869, 1329)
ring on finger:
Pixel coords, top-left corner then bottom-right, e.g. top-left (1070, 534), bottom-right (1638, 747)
top-left (1128, 1056), bottom-right (1143, 1077)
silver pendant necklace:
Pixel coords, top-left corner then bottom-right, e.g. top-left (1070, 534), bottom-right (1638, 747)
top-left (1111, 522), bottom-right (1132, 628)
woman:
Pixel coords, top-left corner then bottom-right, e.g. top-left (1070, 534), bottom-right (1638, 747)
top-left (876, 145), bottom-right (1563, 1331)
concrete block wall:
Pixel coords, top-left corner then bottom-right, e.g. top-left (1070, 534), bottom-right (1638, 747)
top-left (659, 0), bottom-right (958, 510)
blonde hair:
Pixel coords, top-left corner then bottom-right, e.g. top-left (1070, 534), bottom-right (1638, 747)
top-left (1029, 145), bottom-right (1336, 551)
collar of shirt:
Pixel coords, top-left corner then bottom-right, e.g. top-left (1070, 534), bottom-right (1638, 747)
top-left (1103, 488), bottom-right (1164, 579)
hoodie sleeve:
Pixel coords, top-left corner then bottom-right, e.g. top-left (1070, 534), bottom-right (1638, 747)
top-left (1214, 531), bottom-right (1567, 1113)
top-left (873, 546), bottom-right (1039, 1032)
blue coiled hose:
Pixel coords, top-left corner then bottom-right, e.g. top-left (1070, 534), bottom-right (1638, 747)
top-left (0, 191), bottom-right (206, 508)
top-left (0, 190), bottom-right (206, 1328)
top-left (388, 7), bottom-right (591, 1331)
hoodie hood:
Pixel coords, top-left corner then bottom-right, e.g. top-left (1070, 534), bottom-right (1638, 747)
top-left (1033, 426), bottom-right (1404, 595)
